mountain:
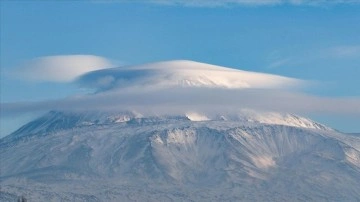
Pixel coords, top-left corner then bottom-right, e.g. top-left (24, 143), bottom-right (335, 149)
top-left (1, 60), bottom-right (359, 201)
top-left (1, 110), bottom-right (359, 201)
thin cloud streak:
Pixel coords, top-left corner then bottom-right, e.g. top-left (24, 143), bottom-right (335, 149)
top-left (327, 45), bottom-right (360, 58)
top-left (2, 88), bottom-right (360, 117)
top-left (267, 58), bottom-right (292, 69)
top-left (147, 0), bottom-right (360, 7)
top-left (264, 45), bottom-right (360, 70)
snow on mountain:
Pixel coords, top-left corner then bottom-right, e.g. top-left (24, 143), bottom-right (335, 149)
top-left (1, 110), bottom-right (359, 201)
top-left (231, 109), bottom-right (333, 131)
top-left (185, 112), bottom-right (210, 121)
top-left (2, 110), bottom-right (331, 144)
top-left (78, 60), bottom-right (304, 91)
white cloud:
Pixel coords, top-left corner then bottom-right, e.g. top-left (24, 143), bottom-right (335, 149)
top-left (2, 87), bottom-right (360, 136)
top-left (4, 59), bottom-right (358, 117)
top-left (77, 60), bottom-right (305, 91)
top-left (147, 0), bottom-right (360, 7)
top-left (2, 59), bottom-right (359, 135)
top-left (2, 88), bottom-right (360, 117)
top-left (11, 55), bottom-right (114, 82)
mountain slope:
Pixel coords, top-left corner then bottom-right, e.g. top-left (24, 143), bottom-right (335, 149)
top-left (1, 111), bottom-right (359, 201)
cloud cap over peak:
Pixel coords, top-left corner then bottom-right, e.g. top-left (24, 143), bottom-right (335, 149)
top-left (77, 60), bottom-right (305, 91)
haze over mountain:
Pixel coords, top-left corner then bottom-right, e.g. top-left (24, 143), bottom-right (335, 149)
top-left (1, 60), bottom-right (359, 201)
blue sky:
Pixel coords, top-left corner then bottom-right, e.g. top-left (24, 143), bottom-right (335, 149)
top-left (1, 0), bottom-right (360, 135)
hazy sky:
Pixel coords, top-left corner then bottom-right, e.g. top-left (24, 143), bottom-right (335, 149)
top-left (1, 0), bottom-right (360, 135)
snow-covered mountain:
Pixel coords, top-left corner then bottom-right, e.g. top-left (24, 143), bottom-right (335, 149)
top-left (1, 110), bottom-right (360, 201)
top-left (1, 60), bottom-right (359, 201)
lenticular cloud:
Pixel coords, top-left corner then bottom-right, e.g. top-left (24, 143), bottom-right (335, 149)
top-left (77, 60), bottom-right (305, 92)
top-left (12, 55), bottom-right (114, 82)
top-left (2, 60), bottom-right (360, 119)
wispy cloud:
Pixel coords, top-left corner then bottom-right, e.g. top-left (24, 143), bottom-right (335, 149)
top-left (326, 45), bottom-right (360, 58)
top-left (9, 55), bottom-right (114, 82)
top-left (2, 88), bottom-right (360, 118)
top-left (146, 0), bottom-right (360, 7)
top-left (2, 87), bottom-right (360, 136)
top-left (267, 58), bottom-right (292, 69)
top-left (265, 45), bottom-right (360, 70)
top-left (149, 0), bottom-right (281, 7)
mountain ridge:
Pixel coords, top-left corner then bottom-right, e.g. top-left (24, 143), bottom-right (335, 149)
top-left (1, 110), bottom-right (332, 143)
